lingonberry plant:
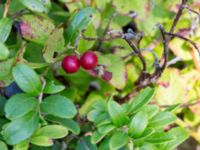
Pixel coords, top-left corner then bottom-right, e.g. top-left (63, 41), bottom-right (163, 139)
top-left (0, 0), bottom-right (200, 150)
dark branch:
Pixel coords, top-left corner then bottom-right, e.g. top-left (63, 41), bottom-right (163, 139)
top-left (164, 32), bottom-right (200, 57)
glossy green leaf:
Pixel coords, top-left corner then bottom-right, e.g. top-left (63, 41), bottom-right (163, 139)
top-left (128, 87), bottom-right (155, 114)
top-left (5, 94), bottom-right (38, 120)
top-left (0, 42), bottom-right (9, 60)
top-left (45, 115), bottom-right (80, 134)
top-left (143, 105), bottom-right (159, 119)
top-left (66, 7), bottom-right (95, 45)
top-left (12, 63), bottom-right (42, 96)
top-left (33, 125), bottom-right (68, 139)
top-left (98, 124), bottom-right (115, 134)
top-left (145, 132), bottom-right (175, 144)
top-left (19, 15), bottom-right (55, 45)
top-left (0, 18), bottom-right (13, 42)
top-left (31, 136), bottom-right (53, 147)
top-left (138, 144), bottom-right (158, 150)
top-left (0, 141), bottom-right (8, 150)
top-left (148, 111), bottom-right (176, 128)
top-left (77, 136), bottom-right (97, 150)
top-left (0, 58), bottom-right (14, 81)
top-left (2, 111), bottom-right (39, 145)
top-left (129, 111), bottom-right (148, 138)
top-left (43, 27), bottom-right (65, 63)
top-left (13, 140), bottom-right (29, 150)
top-left (109, 131), bottom-right (129, 150)
top-left (19, 0), bottom-right (51, 13)
top-left (91, 131), bottom-right (107, 144)
top-left (161, 127), bottom-right (189, 150)
top-left (44, 81), bottom-right (65, 94)
top-left (107, 100), bottom-right (129, 127)
top-left (40, 95), bottom-right (77, 119)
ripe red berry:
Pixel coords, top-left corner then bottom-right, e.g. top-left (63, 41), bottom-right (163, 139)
top-left (80, 51), bottom-right (98, 70)
top-left (62, 55), bottom-right (80, 73)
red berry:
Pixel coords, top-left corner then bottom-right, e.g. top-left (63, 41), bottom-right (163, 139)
top-left (62, 55), bottom-right (80, 73)
top-left (80, 51), bottom-right (98, 70)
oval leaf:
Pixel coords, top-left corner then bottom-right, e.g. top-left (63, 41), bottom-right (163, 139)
top-left (44, 81), bottom-right (65, 94)
top-left (43, 27), bottom-right (65, 63)
top-left (108, 100), bottom-right (129, 127)
top-left (33, 125), bottom-right (68, 139)
top-left (5, 94), bottom-right (38, 120)
top-left (19, 15), bottom-right (55, 45)
top-left (66, 7), bottom-right (95, 45)
top-left (109, 131), bottom-right (129, 150)
top-left (45, 115), bottom-right (80, 135)
top-left (12, 63), bottom-right (42, 96)
top-left (19, 0), bottom-right (51, 13)
top-left (148, 111), bottom-right (176, 129)
top-left (40, 95), bottom-right (77, 119)
top-left (31, 136), bottom-right (53, 147)
top-left (91, 131), bottom-right (106, 144)
top-left (0, 42), bottom-right (9, 60)
top-left (145, 132), bottom-right (175, 144)
top-left (0, 18), bottom-right (13, 42)
top-left (128, 87), bottom-right (155, 114)
top-left (129, 111), bottom-right (148, 138)
top-left (2, 111), bottom-right (39, 145)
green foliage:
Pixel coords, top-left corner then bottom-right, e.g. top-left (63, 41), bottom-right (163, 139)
top-left (0, 0), bottom-right (198, 149)
top-left (88, 87), bottom-right (189, 149)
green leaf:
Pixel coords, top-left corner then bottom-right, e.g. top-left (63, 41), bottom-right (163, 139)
top-left (31, 136), bottom-right (53, 147)
top-left (107, 100), bottom-right (129, 127)
top-left (0, 141), bottom-right (8, 150)
top-left (19, 0), bottom-right (51, 13)
top-left (0, 96), bottom-right (7, 116)
top-left (5, 94), bottom-right (38, 120)
top-left (161, 127), bottom-right (189, 150)
top-left (94, 113), bottom-right (111, 127)
top-left (98, 124), bottom-right (115, 134)
top-left (98, 54), bottom-right (126, 89)
top-left (128, 87), bottom-right (155, 114)
top-left (78, 24), bottom-right (96, 53)
top-left (109, 131), bottom-right (129, 150)
top-left (19, 15), bottom-right (55, 45)
top-left (33, 125), bottom-right (68, 139)
top-left (45, 115), bottom-right (80, 135)
top-left (148, 111), bottom-right (176, 129)
top-left (143, 105), bottom-right (159, 119)
top-left (0, 18), bottom-right (13, 42)
top-left (40, 95), bottom-right (77, 119)
top-left (129, 111), bottom-right (148, 138)
top-left (77, 136), bottom-right (97, 150)
top-left (13, 140), bottom-right (29, 150)
top-left (44, 81), bottom-right (65, 94)
top-left (43, 27), bottom-right (65, 63)
top-left (0, 58), bottom-right (14, 81)
top-left (12, 63), bottom-right (42, 96)
top-left (145, 132), bottom-right (175, 144)
top-left (0, 42), bottom-right (9, 60)
top-left (2, 111), bottom-right (39, 145)
top-left (66, 7), bottom-right (95, 45)
top-left (91, 131), bottom-right (107, 144)
top-left (138, 144), bottom-right (158, 150)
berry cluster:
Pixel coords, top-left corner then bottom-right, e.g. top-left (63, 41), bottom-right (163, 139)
top-left (62, 51), bottom-right (98, 73)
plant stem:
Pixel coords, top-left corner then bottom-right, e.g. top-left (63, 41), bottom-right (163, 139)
top-left (3, 0), bottom-right (10, 18)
